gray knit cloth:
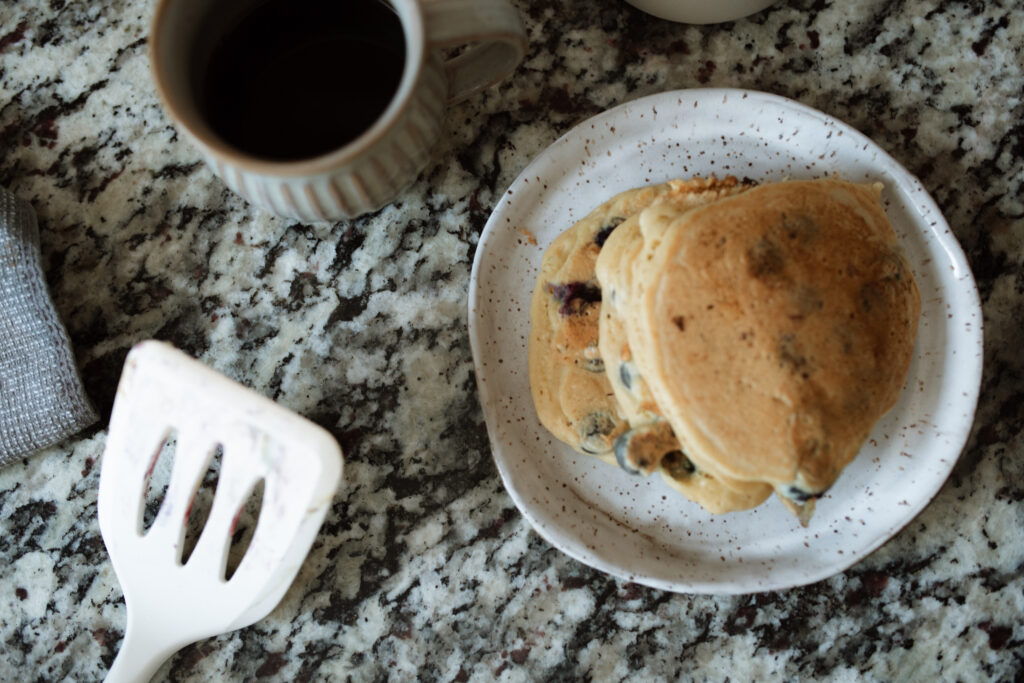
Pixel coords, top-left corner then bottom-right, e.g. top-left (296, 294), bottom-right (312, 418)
top-left (0, 186), bottom-right (97, 467)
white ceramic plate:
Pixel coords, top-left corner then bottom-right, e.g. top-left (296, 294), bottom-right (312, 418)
top-left (468, 89), bottom-right (983, 594)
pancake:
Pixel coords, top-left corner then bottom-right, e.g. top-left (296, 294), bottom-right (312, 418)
top-left (596, 177), bottom-right (773, 513)
top-left (528, 181), bottom-right (684, 459)
top-left (627, 179), bottom-right (921, 521)
top-left (598, 177), bottom-right (751, 421)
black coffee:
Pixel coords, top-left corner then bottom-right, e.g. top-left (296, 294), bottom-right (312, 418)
top-left (198, 0), bottom-right (405, 161)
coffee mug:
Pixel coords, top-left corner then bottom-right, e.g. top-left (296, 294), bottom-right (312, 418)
top-left (150, 0), bottom-right (527, 221)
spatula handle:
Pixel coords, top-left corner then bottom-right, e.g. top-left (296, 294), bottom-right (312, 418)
top-left (104, 608), bottom-right (186, 683)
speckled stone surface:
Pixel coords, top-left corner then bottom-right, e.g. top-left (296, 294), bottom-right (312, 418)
top-left (0, 0), bottom-right (1021, 680)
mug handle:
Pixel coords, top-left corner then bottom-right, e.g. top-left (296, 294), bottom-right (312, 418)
top-left (421, 0), bottom-right (528, 103)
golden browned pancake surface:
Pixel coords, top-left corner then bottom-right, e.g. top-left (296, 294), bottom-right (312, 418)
top-left (629, 179), bottom-right (921, 504)
top-left (595, 177), bottom-right (774, 513)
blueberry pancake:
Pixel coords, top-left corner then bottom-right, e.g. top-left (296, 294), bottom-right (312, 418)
top-left (528, 182), bottom-right (685, 458)
top-left (598, 178), bottom-right (751, 421)
top-left (596, 178), bottom-right (773, 513)
top-left (627, 179), bottom-right (921, 522)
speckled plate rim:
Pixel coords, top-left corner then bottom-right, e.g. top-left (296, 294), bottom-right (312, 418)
top-left (468, 88), bottom-right (983, 594)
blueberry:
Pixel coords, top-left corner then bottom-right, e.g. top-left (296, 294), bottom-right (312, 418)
top-left (617, 360), bottom-right (642, 397)
top-left (547, 281), bottom-right (602, 316)
top-left (613, 421), bottom-right (678, 475)
top-left (618, 361), bottom-right (633, 390)
top-left (613, 431), bottom-right (643, 475)
top-left (661, 450), bottom-right (697, 479)
top-left (782, 484), bottom-right (825, 503)
top-left (594, 216), bottom-right (625, 248)
top-left (579, 412), bottom-right (618, 455)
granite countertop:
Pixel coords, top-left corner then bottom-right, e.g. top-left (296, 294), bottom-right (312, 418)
top-left (1, 0), bottom-right (1022, 680)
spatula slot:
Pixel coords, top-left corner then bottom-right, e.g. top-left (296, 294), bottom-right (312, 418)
top-left (180, 443), bottom-right (223, 565)
top-left (225, 477), bottom-right (265, 581)
top-left (141, 429), bottom-right (177, 535)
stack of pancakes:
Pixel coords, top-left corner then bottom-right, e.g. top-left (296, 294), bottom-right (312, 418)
top-left (529, 177), bottom-right (921, 523)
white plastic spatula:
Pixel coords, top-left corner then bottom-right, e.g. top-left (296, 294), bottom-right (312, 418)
top-left (98, 341), bottom-right (343, 682)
